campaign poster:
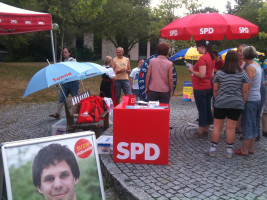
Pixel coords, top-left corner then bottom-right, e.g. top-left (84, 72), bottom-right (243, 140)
top-left (1, 131), bottom-right (105, 200)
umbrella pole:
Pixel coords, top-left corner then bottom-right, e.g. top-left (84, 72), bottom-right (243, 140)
top-left (56, 84), bottom-right (60, 110)
top-left (58, 83), bottom-right (67, 99)
top-left (80, 79), bottom-right (85, 92)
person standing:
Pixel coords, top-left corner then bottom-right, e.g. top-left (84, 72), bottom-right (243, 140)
top-left (49, 48), bottom-right (79, 119)
top-left (235, 44), bottom-right (247, 134)
top-left (212, 51), bottom-right (224, 74)
top-left (208, 50), bottom-right (250, 158)
top-left (234, 46), bottom-right (262, 156)
top-left (187, 39), bottom-right (215, 140)
top-left (112, 47), bottom-right (132, 104)
top-left (129, 59), bottom-right (144, 100)
top-left (100, 56), bottom-right (117, 106)
top-left (145, 43), bottom-right (173, 103)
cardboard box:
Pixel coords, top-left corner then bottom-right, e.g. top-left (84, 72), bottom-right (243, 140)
top-left (96, 136), bottom-right (113, 154)
top-left (51, 118), bottom-right (68, 135)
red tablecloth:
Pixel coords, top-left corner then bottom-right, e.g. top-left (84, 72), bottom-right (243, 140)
top-left (113, 103), bottom-right (170, 165)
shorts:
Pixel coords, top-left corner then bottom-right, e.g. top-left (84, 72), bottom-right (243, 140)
top-left (214, 107), bottom-right (243, 121)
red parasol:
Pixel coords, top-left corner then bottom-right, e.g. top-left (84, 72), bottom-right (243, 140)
top-left (160, 13), bottom-right (259, 41)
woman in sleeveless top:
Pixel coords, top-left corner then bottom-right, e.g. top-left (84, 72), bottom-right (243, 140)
top-left (145, 43), bottom-right (173, 103)
top-left (234, 46), bottom-right (262, 156)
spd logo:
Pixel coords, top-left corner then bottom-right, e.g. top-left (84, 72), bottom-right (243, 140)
top-left (200, 28), bottom-right (214, 34)
top-left (170, 30), bottom-right (178, 36)
top-left (239, 27), bottom-right (249, 33)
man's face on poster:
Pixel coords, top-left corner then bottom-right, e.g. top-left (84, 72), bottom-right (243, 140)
top-left (37, 160), bottom-right (79, 200)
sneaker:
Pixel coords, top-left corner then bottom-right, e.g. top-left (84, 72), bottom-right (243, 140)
top-left (203, 132), bottom-right (209, 139)
top-left (208, 150), bottom-right (216, 157)
top-left (189, 132), bottom-right (206, 140)
top-left (226, 151), bottom-right (234, 159)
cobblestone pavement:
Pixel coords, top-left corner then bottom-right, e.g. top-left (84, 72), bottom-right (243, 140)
top-left (101, 97), bottom-right (267, 200)
top-left (1, 97), bottom-right (267, 199)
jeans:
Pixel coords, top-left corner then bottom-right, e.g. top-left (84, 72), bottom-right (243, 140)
top-left (115, 80), bottom-right (132, 101)
top-left (242, 100), bottom-right (261, 139)
top-left (59, 81), bottom-right (79, 103)
top-left (194, 89), bottom-right (213, 127)
top-left (132, 89), bottom-right (141, 101)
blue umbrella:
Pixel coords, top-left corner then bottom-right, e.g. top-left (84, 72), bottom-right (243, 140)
top-left (59, 62), bottom-right (110, 83)
top-left (23, 62), bottom-right (108, 98)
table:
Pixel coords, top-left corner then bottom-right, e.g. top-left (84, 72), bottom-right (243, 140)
top-left (113, 103), bottom-right (170, 165)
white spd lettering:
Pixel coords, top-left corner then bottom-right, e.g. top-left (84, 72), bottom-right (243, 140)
top-left (116, 142), bottom-right (160, 160)
top-left (25, 21), bottom-right (32, 25)
top-left (239, 27), bottom-right (249, 33)
top-left (170, 30), bottom-right (178, 36)
top-left (0, 19), bottom-right (2, 23)
top-left (11, 20), bottom-right (17, 24)
top-left (200, 28), bottom-right (214, 34)
top-left (38, 21), bottom-right (44, 25)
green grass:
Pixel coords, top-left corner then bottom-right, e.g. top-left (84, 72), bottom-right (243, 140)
top-left (0, 61), bottom-right (192, 105)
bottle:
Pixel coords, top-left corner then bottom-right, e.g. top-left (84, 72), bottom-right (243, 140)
top-left (184, 61), bottom-right (193, 69)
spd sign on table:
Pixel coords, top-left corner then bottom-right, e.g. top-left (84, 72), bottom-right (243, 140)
top-left (113, 103), bottom-right (170, 165)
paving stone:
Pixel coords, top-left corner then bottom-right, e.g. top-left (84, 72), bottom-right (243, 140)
top-left (151, 192), bottom-right (161, 198)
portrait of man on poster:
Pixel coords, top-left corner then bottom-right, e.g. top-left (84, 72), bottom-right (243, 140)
top-left (32, 143), bottom-right (80, 200)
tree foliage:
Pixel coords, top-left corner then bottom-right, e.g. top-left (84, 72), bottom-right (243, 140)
top-left (0, 0), bottom-right (106, 61)
top-left (148, 0), bottom-right (184, 38)
top-left (44, 0), bottom-right (106, 60)
top-left (183, 0), bottom-right (202, 15)
top-left (90, 0), bottom-right (150, 55)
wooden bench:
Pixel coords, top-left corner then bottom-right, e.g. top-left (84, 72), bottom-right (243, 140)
top-left (64, 91), bottom-right (109, 138)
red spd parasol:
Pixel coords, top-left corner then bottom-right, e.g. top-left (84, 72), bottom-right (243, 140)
top-left (160, 13), bottom-right (259, 41)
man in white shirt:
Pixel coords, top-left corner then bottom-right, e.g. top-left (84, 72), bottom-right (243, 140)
top-left (129, 59), bottom-right (144, 100)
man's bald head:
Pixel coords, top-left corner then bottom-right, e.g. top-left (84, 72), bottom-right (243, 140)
top-left (116, 47), bottom-right (124, 58)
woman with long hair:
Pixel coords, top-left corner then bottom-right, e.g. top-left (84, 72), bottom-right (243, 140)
top-left (208, 50), bottom-right (250, 158)
top-left (187, 39), bottom-right (215, 140)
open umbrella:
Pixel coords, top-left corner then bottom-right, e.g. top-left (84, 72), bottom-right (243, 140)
top-left (23, 62), bottom-right (109, 98)
top-left (170, 47), bottom-right (202, 61)
top-left (219, 48), bottom-right (265, 60)
top-left (161, 13), bottom-right (259, 41)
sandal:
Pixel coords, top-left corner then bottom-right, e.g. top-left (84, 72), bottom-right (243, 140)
top-left (234, 148), bottom-right (248, 156)
top-left (248, 151), bottom-right (254, 154)
top-left (49, 113), bottom-right (59, 119)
